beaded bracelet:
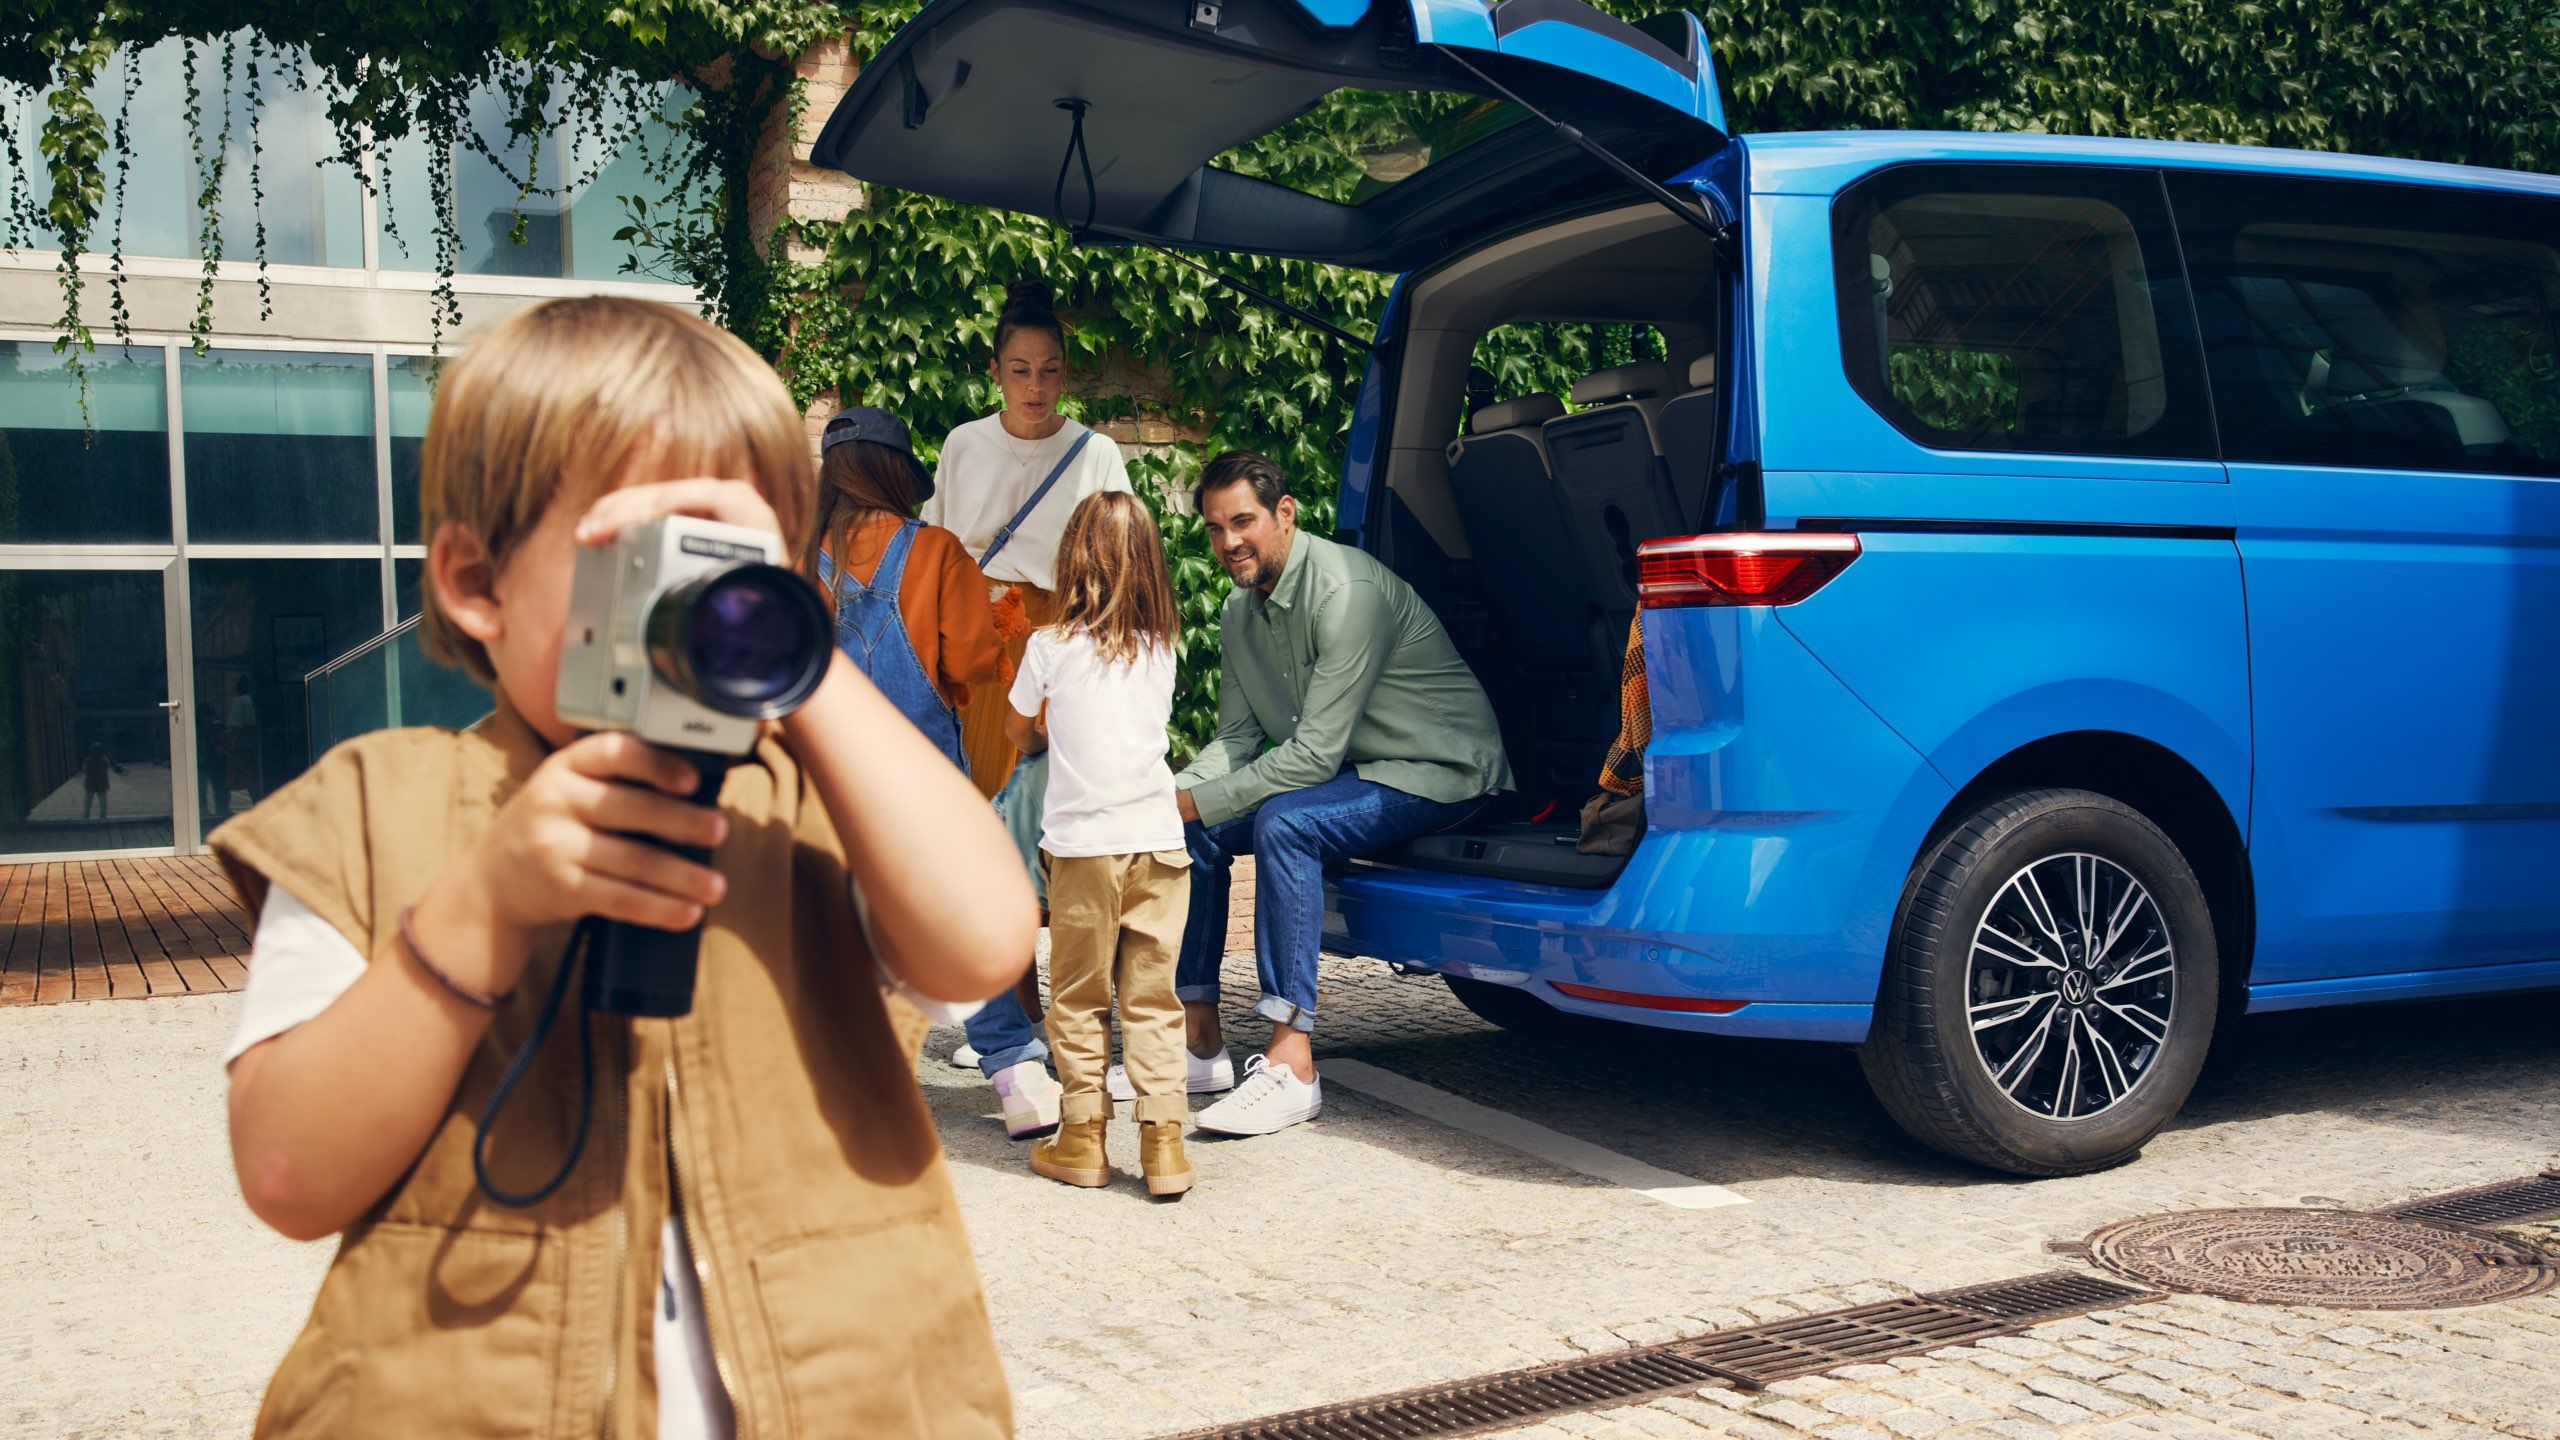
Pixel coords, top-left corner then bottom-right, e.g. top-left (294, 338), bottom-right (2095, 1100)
top-left (398, 904), bottom-right (514, 1011)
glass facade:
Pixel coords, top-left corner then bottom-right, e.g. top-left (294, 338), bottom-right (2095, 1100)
top-left (180, 348), bottom-right (376, 542)
top-left (7, 37), bottom-right (366, 267)
top-left (6, 42), bottom-right (688, 279)
top-left (389, 356), bottom-right (440, 546)
top-left (376, 81), bottom-right (703, 282)
top-left (0, 341), bottom-right (450, 857)
top-left (0, 343), bottom-right (172, 544)
top-left (0, 569), bottom-right (175, 854)
top-left (187, 558), bottom-right (381, 822)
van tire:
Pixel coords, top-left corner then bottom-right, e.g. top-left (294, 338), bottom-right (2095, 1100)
top-left (1859, 788), bottom-right (2218, 1177)
top-left (1445, 975), bottom-right (1581, 1036)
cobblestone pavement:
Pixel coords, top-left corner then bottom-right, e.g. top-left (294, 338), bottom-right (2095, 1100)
top-left (8, 951), bottom-right (2558, 1439)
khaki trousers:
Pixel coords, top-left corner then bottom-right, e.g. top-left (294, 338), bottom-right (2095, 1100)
top-left (1043, 850), bottom-right (1193, 1124)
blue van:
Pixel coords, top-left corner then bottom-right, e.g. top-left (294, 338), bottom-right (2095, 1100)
top-left (817, 0), bottom-right (2560, 1174)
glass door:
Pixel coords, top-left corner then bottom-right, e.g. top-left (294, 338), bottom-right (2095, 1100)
top-left (0, 560), bottom-right (191, 861)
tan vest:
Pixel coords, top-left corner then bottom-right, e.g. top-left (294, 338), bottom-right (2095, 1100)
top-left (212, 703), bottom-right (1012, 1439)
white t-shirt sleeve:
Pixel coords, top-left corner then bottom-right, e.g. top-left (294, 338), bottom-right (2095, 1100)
top-left (222, 885), bottom-right (368, 1070)
top-left (1007, 632), bottom-right (1053, 719)
top-left (1096, 436), bottom-right (1134, 496)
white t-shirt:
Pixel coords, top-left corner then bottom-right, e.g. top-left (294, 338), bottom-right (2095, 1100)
top-left (1007, 628), bottom-right (1185, 858)
top-left (222, 886), bottom-right (974, 1440)
top-left (922, 415), bottom-right (1132, 591)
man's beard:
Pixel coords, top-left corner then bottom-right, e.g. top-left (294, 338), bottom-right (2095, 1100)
top-left (1226, 551), bottom-right (1273, 589)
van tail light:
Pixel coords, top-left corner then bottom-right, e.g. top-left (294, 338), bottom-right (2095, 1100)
top-left (1635, 532), bottom-right (1860, 609)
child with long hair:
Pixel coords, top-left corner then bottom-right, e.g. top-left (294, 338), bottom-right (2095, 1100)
top-left (807, 407), bottom-right (1001, 778)
top-left (1003, 490), bottom-right (1195, 1196)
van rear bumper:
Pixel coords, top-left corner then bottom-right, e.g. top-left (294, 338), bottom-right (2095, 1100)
top-left (1322, 849), bottom-right (1873, 1042)
top-left (1319, 608), bottom-right (1953, 1045)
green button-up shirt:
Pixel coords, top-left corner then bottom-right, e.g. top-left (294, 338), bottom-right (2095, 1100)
top-left (1176, 533), bottom-right (1512, 828)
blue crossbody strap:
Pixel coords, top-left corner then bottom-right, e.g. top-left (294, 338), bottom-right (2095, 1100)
top-left (978, 427), bottom-right (1098, 569)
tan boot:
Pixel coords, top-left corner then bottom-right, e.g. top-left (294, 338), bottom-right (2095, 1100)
top-left (1139, 1120), bottom-right (1195, 1199)
top-left (1030, 1116), bottom-right (1110, 1188)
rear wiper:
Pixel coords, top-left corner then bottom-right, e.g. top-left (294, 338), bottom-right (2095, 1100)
top-left (1435, 48), bottom-right (1728, 249)
top-left (1140, 243), bottom-right (1376, 356)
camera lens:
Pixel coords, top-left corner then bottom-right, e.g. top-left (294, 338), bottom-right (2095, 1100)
top-left (645, 562), bottom-right (831, 718)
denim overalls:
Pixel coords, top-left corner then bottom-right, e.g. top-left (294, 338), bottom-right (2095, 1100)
top-left (818, 520), bottom-right (968, 774)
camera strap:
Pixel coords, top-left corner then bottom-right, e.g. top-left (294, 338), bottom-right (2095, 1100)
top-left (472, 918), bottom-right (601, 1208)
top-left (979, 427), bottom-right (1097, 569)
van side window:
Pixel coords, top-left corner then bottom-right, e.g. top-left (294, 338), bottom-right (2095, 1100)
top-left (2168, 172), bottom-right (2560, 478)
top-left (1831, 164), bottom-right (2214, 459)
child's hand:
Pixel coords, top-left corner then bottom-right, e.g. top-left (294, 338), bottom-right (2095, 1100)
top-left (573, 478), bottom-right (782, 549)
top-left (449, 732), bottom-right (731, 966)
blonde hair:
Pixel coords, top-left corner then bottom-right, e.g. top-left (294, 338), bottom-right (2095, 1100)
top-left (1051, 491), bottom-right (1178, 665)
top-left (417, 297), bottom-right (815, 684)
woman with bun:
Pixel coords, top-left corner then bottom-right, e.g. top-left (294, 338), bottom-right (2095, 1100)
top-left (926, 278), bottom-right (1136, 793)
top-left (923, 278), bottom-right (1137, 1136)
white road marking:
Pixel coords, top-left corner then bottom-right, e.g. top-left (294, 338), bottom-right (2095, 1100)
top-left (1320, 1059), bottom-right (1751, 1211)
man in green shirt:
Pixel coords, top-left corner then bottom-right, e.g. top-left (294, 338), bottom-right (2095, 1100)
top-left (1159, 452), bottom-right (1511, 1137)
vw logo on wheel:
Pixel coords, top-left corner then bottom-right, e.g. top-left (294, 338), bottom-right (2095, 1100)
top-left (2059, 970), bottom-right (2091, 1004)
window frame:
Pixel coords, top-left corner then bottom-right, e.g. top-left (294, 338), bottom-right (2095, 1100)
top-left (1829, 160), bottom-right (2218, 464)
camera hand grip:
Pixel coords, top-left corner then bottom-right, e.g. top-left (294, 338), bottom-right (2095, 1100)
top-left (585, 752), bottom-right (734, 1018)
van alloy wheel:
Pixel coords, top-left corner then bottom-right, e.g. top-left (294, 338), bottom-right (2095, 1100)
top-left (1859, 788), bottom-right (2218, 1177)
top-left (1966, 854), bottom-right (2176, 1122)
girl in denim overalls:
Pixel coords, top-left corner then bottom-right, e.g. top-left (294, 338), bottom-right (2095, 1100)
top-left (808, 407), bottom-right (1001, 787)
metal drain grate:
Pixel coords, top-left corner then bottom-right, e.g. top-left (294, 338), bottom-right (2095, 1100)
top-left (2386, 1172), bottom-right (2560, 1229)
top-left (1682, 1299), bottom-right (2006, 1387)
top-left (1167, 1347), bottom-right (1732, 1440)
top-left (1159, 1269), bottom-right (2163, 1440)
top-left (1930, 1269), bottom-right (2158, 1324)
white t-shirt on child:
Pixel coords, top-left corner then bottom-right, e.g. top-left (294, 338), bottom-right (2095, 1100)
top-left (1007, 628), bottom-right (1184, 858)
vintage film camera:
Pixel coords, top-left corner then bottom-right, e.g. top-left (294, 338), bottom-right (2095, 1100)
top-left (556, 515), bottom-right (832, 1015)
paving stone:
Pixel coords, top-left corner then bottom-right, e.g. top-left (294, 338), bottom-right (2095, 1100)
top-left (1972, 1420), bottom-right (2063, 1440)
top-left (2096, 1372), bottom-right (2191, 1409)
top-left (1877, 1410), bottom-right (1954, 1440)
top-left (1818, 1391), bottom-right (1903, 1419)
top-left (1753, 1399), bottom-right (1836, 1432)
top-left (2042, 1353), bottom-right (2122, 1383)
top-left (2012, 1396), bottom-right (2097, 1426)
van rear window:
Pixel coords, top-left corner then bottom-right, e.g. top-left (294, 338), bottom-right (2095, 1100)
top-left (1831, 164), bottom-right (2214, 460)
top-left (2168, 172), bottom-right (2560, 479)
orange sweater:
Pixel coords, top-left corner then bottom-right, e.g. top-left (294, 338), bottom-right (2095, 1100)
top-left (825, 513), bottom-right (1003, 710)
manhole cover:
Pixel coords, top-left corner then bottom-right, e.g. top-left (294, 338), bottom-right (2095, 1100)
top-left (2084, 1208), bottom-right (2558, 1310)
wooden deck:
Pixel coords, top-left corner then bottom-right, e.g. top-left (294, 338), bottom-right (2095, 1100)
top-left (0, 856), bottom-right (251, 1007)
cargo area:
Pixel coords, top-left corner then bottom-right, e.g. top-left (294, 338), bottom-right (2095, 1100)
top-left (1358, 203), bottom-right (1732, 888)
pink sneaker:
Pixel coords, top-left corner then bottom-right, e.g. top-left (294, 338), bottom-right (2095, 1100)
top-left (991, 1060), bottom-right (1062, 1139)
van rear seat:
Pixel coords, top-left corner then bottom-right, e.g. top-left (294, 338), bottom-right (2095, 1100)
top-left (1446, 392), bottom-right (1619, 801)
top-left (1658, 354), bottom-right (1731, 527)
top-left (1542, 361), bottom-right (1685, 614)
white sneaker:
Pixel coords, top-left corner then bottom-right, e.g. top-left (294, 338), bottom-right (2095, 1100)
top-left (1106, 1046), bottom-right (1237, 1102)
top-left (950, 1042), bottom-right (981, 1069)
top-left (990, 1060), bottom-right (1061, 1139)
top-left (1193, 1055), bottom-right (1322, 1137)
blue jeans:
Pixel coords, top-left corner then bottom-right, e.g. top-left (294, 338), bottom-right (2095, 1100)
top-left (964, 989), bottom-right (1046, 1077)
top-left (1176, 771), bottom-right (1484, 1035)
top-left (964, 759), bottom-right (1053, 1078)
